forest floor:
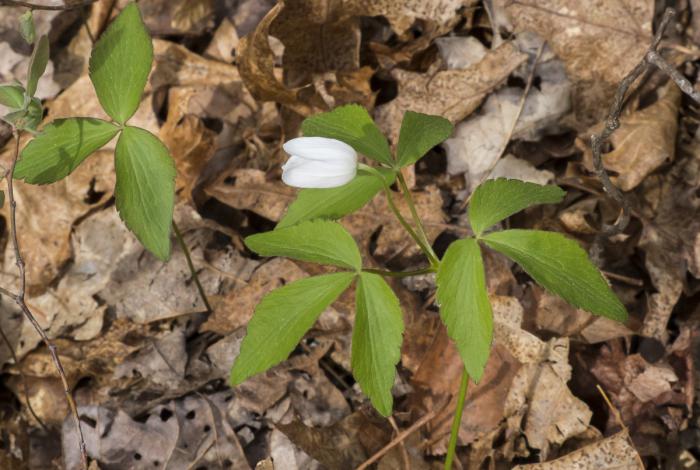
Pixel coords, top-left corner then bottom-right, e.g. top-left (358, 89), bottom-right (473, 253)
top-left (0, 0), bottom-right (699, 469)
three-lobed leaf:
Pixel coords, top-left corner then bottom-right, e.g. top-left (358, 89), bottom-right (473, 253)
top-left (302, 104), bottom-right (393, 166)
top-left (277, 167), bottom-right (395, 228)
top-left (115, 126), bottom-right (176, 261)
top-left (352, 272), bottom-right (404, 416)
top-left (231, 272), bottom-right (355, 384)
top-left (396, 111), bottom-right (453, 168)
top-left (15, 118), bottom-right (119, 184)
top-left (89, 2), bottom-right (153, 123)
top-left (482, 230), bottom-right (627, 321)
top-left (246, 220), bottom-right (361, 271)
top-left (26, 35), bottom-right (48, 98)
top-left (469, 179), bottom-right (565, 236)
top-left (436, 238), bottom-right (493, 381)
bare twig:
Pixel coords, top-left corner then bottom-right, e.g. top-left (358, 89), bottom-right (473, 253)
top-left (388, 416), bottom-right (411, 470)
top-left (0, 323), bottom-right (48, 431)
top-left (591, 7), bottom-right (700, 236)
top-left (356, 406), bottom-right (444, 470)
top-left (6, 130), bottom-right (88, 469)
top-left (0, 0), bottom-right (95, 10)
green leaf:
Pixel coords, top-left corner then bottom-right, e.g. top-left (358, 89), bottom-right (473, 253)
top-left (19, 10), bottom-right (36, 45)
top-left (482, 230), bottom-right (627, 321)
top-left (231, 272), bottom-right (355, 384)
top-left (396, 111), bottom-right (453, 167)
top-left (89, 2), bottom-right (153, 123)
top-left (0, 85), bottom-right (25, 109)
top-left (302, 104), bottom-right (393, 165)
top-left (469, 178), bottom-right (565, 236)
top-left (115, 126), bottom-right (176, 261)
top-left (0, 190), bottom-right (4, 209)
top-left (436, 238), bottom-right (492, 381)
top-left (15, 118), bottom-right (119, 184)
top-left (352, 272), bottom-right (404, 416)
top-left (3, 98), bottom-right (42, 131)
top-left (26, 35), bottom-right (48, 98)
top-left (246, 220), bottom-right (361, 271)
top-left (277, 167), bottom-right (395, 228)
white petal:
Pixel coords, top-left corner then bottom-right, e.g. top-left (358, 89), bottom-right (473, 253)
top-left (282, 161), bottom-right (357, 188)
top-left (282, 155), bottom-right (356, 174)
top-left (283, 137), bottom-right (357, 162)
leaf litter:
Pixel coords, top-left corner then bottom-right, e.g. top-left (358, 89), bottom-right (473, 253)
top-left (0, 0), bottom-right (699, 469)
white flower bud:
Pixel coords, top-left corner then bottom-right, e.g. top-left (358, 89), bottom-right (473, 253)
top-left (281, 137), bottom-right (357, 188)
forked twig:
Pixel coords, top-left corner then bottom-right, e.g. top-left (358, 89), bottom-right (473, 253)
top-left (591, 7), bottom-right (700, 236)
top-left (5, 131), bottom-right (88, 469)
top-left (0, 0), bottom-right (95, 10)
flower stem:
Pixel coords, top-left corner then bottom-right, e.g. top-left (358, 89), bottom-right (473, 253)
top-left (396, 172), bottom-right (439, 267)
top-left (383, 185), bottom-right (438, 265)
top-left (444, 367), bottom-right (469, 470)
top-left (172, 220), bottom-right (212, 313)
top-left (363, 267), bottom-right (435, 277)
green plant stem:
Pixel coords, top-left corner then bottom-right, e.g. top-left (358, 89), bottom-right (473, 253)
top-left (444, 367), bottom-right (469, 470)
top-left (363, 267), bottom-right (435, 277)
top-left (383, 185), bottom-right (439, 265)
top-left (396, 172), bottom-right (439, 266)
top-left (172, 221), bottom-right (213, 313)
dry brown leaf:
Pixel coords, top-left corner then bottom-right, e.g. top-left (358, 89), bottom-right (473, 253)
top-left (205, 169), bottom-right (296, 223)
top-left (375, 41), bottom-right (527, 142)
top-left (512, 431), bottom-right (644, 469)
top-left (492, 0), bottom-right (653, 127)
top-left (582, 83), bottom-right (681, 191)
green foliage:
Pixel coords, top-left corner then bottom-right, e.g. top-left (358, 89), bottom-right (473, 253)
top-left (19, 10), bottom-right (35, 45)
top-left (396, 111), bottom-right (453, 168)
top-left (246, 220), bottom-right (361, 271)
top-left (15, 118), bottom-right (119, 184)
top-left (436, 238), bottom-right (493, 381)
top-left (115, 126), bottom-right (176, 261)
top-left (302, 104), bottom-right (393, 166)
top-left (277, 167), bottom-right (395, 228)
top-left (469, 179), bottom-right (565, 236)
top-left (89, 2), bottom-right (153, 123)
top-left (26, 35), bottom-right (48, 98)
top-left (231, 272), bottom-right (355, 385)
top-left (0, 85), bottom-right (25, 109)
top-left (3, 98), bottom-right (42, 131)
top-left (482, 230), bottom-right (627, 321)
top-left (352, 272), bottom-right (404, 416)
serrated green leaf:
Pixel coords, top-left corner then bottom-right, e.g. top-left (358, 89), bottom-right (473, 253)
top-left (26, 35), bottom-right (48, 98)
top-left (89, 3), bottom-right (153, 123)
top-left (15, 118), bottom-right (119, 184)
top-left (396, 111), bottom-right (453, 168)
top-left (115, 126), bottom-right (176, 261)
top-left (352, 272), bottom-right (404, 416)
top-left (231, 272), bottom-right (355, 384)
top-left (0, 85), bottom-right (25, 109)
top-left (246, 220), bottom-right (361, 270)
top-left (277, 167), bottom-right (395, 228)
top-left (469, 178), bottom-right (565, 236)
top-left (436, 238), bottom-right (492, 381)
top-left (483, 230), bottom-right (627, 321)
top-left (19, 10), bottom-right (36, 45)
top-left (302, 104), bottom-right (393, 165)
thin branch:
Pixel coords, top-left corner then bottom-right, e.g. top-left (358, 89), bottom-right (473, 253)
top-left (6, 130), bottom-right (88, 469)
top-left (0, 323), bottom-right (48, 432)
top-left (591, 7), bottom-right (700, 236)
top-left (0, 0), bottom-right (95, 10)
top-left (355, 405), bottom-right (443, 470)
top-left (172, 221), bottom-right (213, 313)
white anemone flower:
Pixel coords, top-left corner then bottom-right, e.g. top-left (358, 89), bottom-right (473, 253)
top-left (281, 137), bottom-right (358, 188)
